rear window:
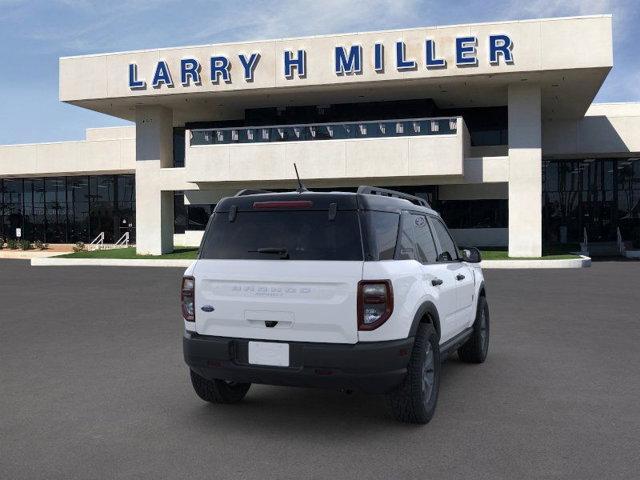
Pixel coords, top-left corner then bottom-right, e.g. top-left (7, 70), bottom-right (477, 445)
top-left (200, 210), bottom-right (363, 260)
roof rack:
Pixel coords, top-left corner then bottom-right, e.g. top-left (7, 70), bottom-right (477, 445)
top-left (357, 186), bottom-right (430, 208)
top-left (234, 189), bottom-right (272, 197)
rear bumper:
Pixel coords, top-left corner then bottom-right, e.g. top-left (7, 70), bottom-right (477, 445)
top-left (183, 331), bottom-right (414, 394)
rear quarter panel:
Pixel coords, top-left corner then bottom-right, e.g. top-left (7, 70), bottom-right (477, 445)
top-left (359, 260), bottom-right (435, 342)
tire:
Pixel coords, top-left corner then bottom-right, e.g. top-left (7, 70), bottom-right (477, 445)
top-left (458, 295), bottom-right (490, 364)
top-left (387, 322), bottom-right (441, 424)
top-left (189, 369), bottom-right (251, 404)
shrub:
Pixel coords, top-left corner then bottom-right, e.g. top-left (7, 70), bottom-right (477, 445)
top-left (34, 240), bottom-right (49, 250)
top-left (7, 239), bottom-right (19, 250)
top-left (73, 242), bottom-right (86, 253)
top-left (0, 236), bottom-right (4, 249)
top-left (19, 240), bottom-right (33, 251)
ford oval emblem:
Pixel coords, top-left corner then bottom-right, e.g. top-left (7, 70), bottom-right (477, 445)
top-left (201, 305), bottom-right (215, 312)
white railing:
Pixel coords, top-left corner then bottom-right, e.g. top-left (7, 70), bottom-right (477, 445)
top-left (114, 231), bottom-right (130, 247)
top-left (88, 232), bottom-right (105, 251)
top-left (580, 228), bottom-right (589, 255)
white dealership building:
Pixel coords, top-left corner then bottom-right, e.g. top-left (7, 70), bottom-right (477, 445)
top-left (1, 15), bottom-right (639, 256)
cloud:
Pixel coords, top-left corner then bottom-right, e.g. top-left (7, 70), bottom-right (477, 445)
top-left (6, 0), bottom-right (425, 54)
top-left (508, 0), bottom-right (613, 17)
top-left (189, 0), bottom-right (424, 42)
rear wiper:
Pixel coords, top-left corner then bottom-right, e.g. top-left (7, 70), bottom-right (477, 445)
top-left (249, 247), bottom-right (290, 259)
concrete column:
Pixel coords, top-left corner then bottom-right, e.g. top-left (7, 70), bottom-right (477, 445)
top-left (135, 106), bottom-right (174, 255)
top-left (508, 84), bottom-right (542, 257)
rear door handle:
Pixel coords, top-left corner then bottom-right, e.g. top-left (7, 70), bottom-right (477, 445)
top-left (431, 278), bottom-right (443, 286)
top-left (456, 274), bottom-right (465, 281)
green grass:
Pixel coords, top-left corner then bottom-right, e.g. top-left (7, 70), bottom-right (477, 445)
top-left (58, 247), bottom-right (199, 260)
top-left (479, 250), bottom-right (579, 260)
top-left (478, 245), bottom-right (580, 261)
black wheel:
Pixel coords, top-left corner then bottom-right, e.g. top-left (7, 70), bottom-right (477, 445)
top-left (387, 322), bottom-right (441, 424)
top-left (189, 369), bottom-right (251, 404)
top-left (458, 295), bottom-right (490, 364)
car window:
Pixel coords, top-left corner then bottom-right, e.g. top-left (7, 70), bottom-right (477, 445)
top-left (396, 212), bottom-right (416, 261)
top-left (363, 211), bottom-right (400, 261)
top-left (200, 210), bottom-right (363, 260)
top-left (411, 214), bottom-right (438, 263)
top-left (429, 217), bottom-right (459, 262)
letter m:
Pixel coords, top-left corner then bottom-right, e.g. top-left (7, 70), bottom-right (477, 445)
top-left (335, 45), bottom-right (362, 75)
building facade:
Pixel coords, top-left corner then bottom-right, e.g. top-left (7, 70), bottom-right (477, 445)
top-left (1, 15), bottom-right (639, 256)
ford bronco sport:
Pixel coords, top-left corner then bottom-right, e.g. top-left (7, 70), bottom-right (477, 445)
top-left (182, 186), bottom-right (489, 424)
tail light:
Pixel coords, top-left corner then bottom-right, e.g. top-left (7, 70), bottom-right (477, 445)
top-left (253, 200), bottom-right (313, 209)
top-left (181, 276), bottom-right (195, 322)
top-left (357, 280), bottom-right (393, 330)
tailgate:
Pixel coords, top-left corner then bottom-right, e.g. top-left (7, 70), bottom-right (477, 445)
top-left (194, 260), bottom-right (363, 344)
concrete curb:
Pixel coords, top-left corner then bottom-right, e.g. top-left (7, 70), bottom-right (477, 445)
top-left (480, 255), bottom-right (591, 269)
top-left (31, 257), bottom-right (194, 268)
top-left (31, 256), bottom-right (591, 269)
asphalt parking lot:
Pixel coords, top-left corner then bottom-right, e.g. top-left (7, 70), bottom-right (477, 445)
top-left (1, 260), bottom-right (639, 479)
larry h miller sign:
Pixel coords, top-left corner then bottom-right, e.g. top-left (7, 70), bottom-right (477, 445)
top-left (128, 34), bottom-right (515, 90)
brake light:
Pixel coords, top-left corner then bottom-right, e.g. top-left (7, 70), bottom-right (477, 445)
top-left (357, 280), bottom-right (393, 330)
top-left (253, 200), bottom-right (313, 209)
top-left (181, 276), bottom-right (195, 322)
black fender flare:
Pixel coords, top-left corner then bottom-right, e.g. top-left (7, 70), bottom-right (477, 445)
top-left (478, 280), bottom-right (486, 298)
top-left (408, 301), bottom-right (441, 340)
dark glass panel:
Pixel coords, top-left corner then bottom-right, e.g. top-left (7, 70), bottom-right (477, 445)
top-left (68, 201), bottom-right (90, 243)
top-left (117, 175), bottom-right (135, 205)
top-left (92, 175), bottom-right (115, 203)
top-left (173, 128), bottom-right (186, 168)
top-left (31, 204), bottom-right (46, 242)
top-left (46, 203), bottom-right (67, 243)
top-left (174, 192), bottom-right (186, 234)
top-left (3, 178), bottom-right (23, 204)
top-left (186, 204), bottom-right (214, 231)
top-left (90, 201), bottom-right (115, 243)
top-left (2, 178), bottom-right (23, 239)
top-left (436, 199), bottom-right (508, 229)
top-left (45, 177), bottom-right (66, 204)
top-left (67, 176), bottom-right (89, 203)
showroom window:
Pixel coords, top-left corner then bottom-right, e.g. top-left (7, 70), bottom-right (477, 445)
top-left (0, 174), bottom-right (135, 243)
top-left (174, 191), bottom-right (215, 233)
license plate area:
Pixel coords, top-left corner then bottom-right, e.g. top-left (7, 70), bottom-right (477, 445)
top-left (248, 341), bottom-right (290, 367)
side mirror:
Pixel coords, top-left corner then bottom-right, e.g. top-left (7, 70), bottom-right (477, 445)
top-left (437, 251), bottom-right (452, 262)
top-left (461, 247), bottom-right (482, 263)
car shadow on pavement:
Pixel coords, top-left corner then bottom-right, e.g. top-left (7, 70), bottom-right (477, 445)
top-left (176, 357), bottom-right (473, 434)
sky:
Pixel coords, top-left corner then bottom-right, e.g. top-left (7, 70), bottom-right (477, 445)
top-left (0, 0), bottom-right (638, 145)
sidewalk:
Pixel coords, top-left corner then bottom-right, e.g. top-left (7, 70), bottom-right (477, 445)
top-left (0, 244), bottom-right (72, 260)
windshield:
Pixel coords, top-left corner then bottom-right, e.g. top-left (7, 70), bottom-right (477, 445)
top-left (199, 210), bottom-right (364, 261)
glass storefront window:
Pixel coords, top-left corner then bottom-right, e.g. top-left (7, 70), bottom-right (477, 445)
top-left (117, 175), bottom-right (135, 205)
top-left (543, 158), bottom-right (640, 247)
top-left (67, 177), bottom-right (89, 203)
top-left (0, 174), bottom-right (135, 243)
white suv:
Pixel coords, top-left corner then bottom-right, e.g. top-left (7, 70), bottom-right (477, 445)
top-left (182, 186), bottom-right (489, 424)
